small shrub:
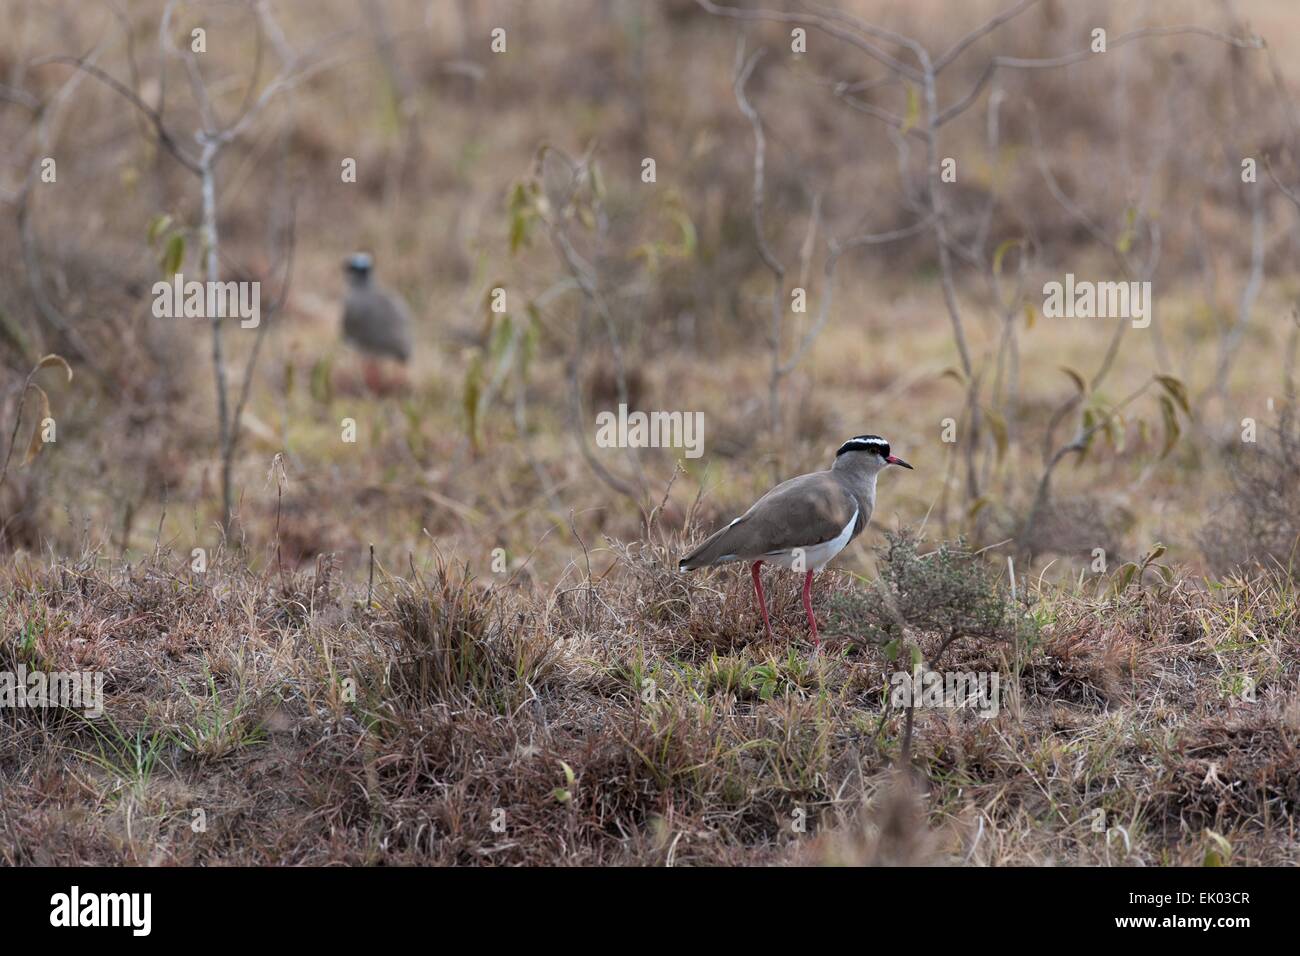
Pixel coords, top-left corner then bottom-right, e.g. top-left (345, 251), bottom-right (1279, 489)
top-left (825, 529), bottom-right (1036, 663)
top-left (1200, 400), bottom-right (1300, 573)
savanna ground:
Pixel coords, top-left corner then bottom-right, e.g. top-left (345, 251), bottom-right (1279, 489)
top-left (0, 0), bottom-right (1298, 865)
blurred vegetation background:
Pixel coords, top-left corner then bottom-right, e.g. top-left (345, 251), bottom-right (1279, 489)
top-left (2, 0), bottom-right (1300, 584)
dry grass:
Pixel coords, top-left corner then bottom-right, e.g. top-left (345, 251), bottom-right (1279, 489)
top-left (1, 538), bottom-right (1295, 866)
top-left (1, 0), bottom-right (1298, 583)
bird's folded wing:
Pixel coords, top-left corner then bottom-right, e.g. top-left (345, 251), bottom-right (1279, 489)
top-left (682, 472), bottom-right (858, 566)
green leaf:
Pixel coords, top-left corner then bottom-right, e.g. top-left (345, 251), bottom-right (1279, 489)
top-left (1114, 562), bottom-right (1138, 593)
top-left (508, 180), bottom-right (529, 213)
top-left (508, 182), bottom-right (532, 254)
top-left (939, 366), bottom-right (967, 387)
top-left (489, 314), bottom-right (513, 360)
top-left (1159, 395), bottom-right (1180, 458)
top-left (161, 232), bottom-right (185, 276)
top-left (1155, 374), bottom-right (1190, 414)
top-left (1116, 206), bottom-right (1137, 255)
top-left (670, 208), bottom-right (698, 257)
top-left (1079, 407), bottom-right (1098, 458)
top-left (147, 213), bottom-right (173, 245)
top-left (992, 238), bottom-right (1020, 277)
top-left (1102, 409), bottom-right (1123, 451)
top-left (901, 83), bottom-right (920, 134)
top-left (984, 407), bottom-right (1009, 462)
top-left (509, 212), bottom-right (529, 255)
top-left (1060, 365), bottom-right (1088, 395)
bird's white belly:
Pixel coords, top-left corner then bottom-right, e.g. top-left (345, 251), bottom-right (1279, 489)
top-left (763, 509), bottom-right (858, 571)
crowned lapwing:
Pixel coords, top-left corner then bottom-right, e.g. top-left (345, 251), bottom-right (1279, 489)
top-left (341, 253), bottom-right (413, 392)
top-left (678, 435), bottom-right (912, 649)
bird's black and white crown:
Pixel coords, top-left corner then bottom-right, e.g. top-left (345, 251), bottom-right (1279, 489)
top-left (835, 434), bottom-right (889, 458)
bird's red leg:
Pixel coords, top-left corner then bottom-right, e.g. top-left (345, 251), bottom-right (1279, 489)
top-left (751, 561), bottom-right (774, 639)
top-left (802, 570), bottom-right (820, 651)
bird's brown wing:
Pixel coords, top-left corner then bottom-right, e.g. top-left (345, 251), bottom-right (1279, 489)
top-left (679, 472), bottom-right (859, 569)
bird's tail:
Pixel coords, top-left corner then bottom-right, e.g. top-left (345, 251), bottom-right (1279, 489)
top-left (678, 523), bottom-right (739, 572)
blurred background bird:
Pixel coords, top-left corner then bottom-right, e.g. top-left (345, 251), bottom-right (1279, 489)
top-left (341, 252), bottom-right (413, 393)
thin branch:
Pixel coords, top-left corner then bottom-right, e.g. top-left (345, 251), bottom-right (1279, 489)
top-left (938, 25), bottom-right (1263, 126)
top-left (803, 1), bottom-right (928, 69)
top-left (1027, 107), bottom-right (1132, 277)
top-left (567, 302), bottom-right (643, 505)
top-left (734, 49), bottom-right (785, 279)
top-left (734, 45), bottom-right (787, 460)
top-left (933, 0), bottom-right (1042, 73)
top-left (229, 193), bottom-right (298, 462)
top-left (694, 0), bottom-right (925, 84)
top-left (833, 87), bottom-right (920, 136)
top-left (30, 55), bottom-right (202, 174)
top-left (17, 55), bottom-right (111, 380)
top-left (778, 214), bottom-right (936, 376)
top-left (835, 211), bottom-right (938, 254)
top-left (1214, 188), bottom-right (1266, 397)
top-left (1266, 154), bottom-right (1300, 211)
top-left (796, 189), bottom-right (822, 291)
top-left (254, 0), bottom-right (297, 66)
top-left (0, 83), bottom-right (41, 113)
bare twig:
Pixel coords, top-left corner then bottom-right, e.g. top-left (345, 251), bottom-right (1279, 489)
top-left (938, 25), bottom-right (1262, 126)
top-left (696, 0), bottom-right (924, 82)
top-left (1213, 187), bottom-right (1266, 399)
top-left (734, 48), bottom-right (787, 461)
top-left (31, 55), bottom-right (201, 173)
